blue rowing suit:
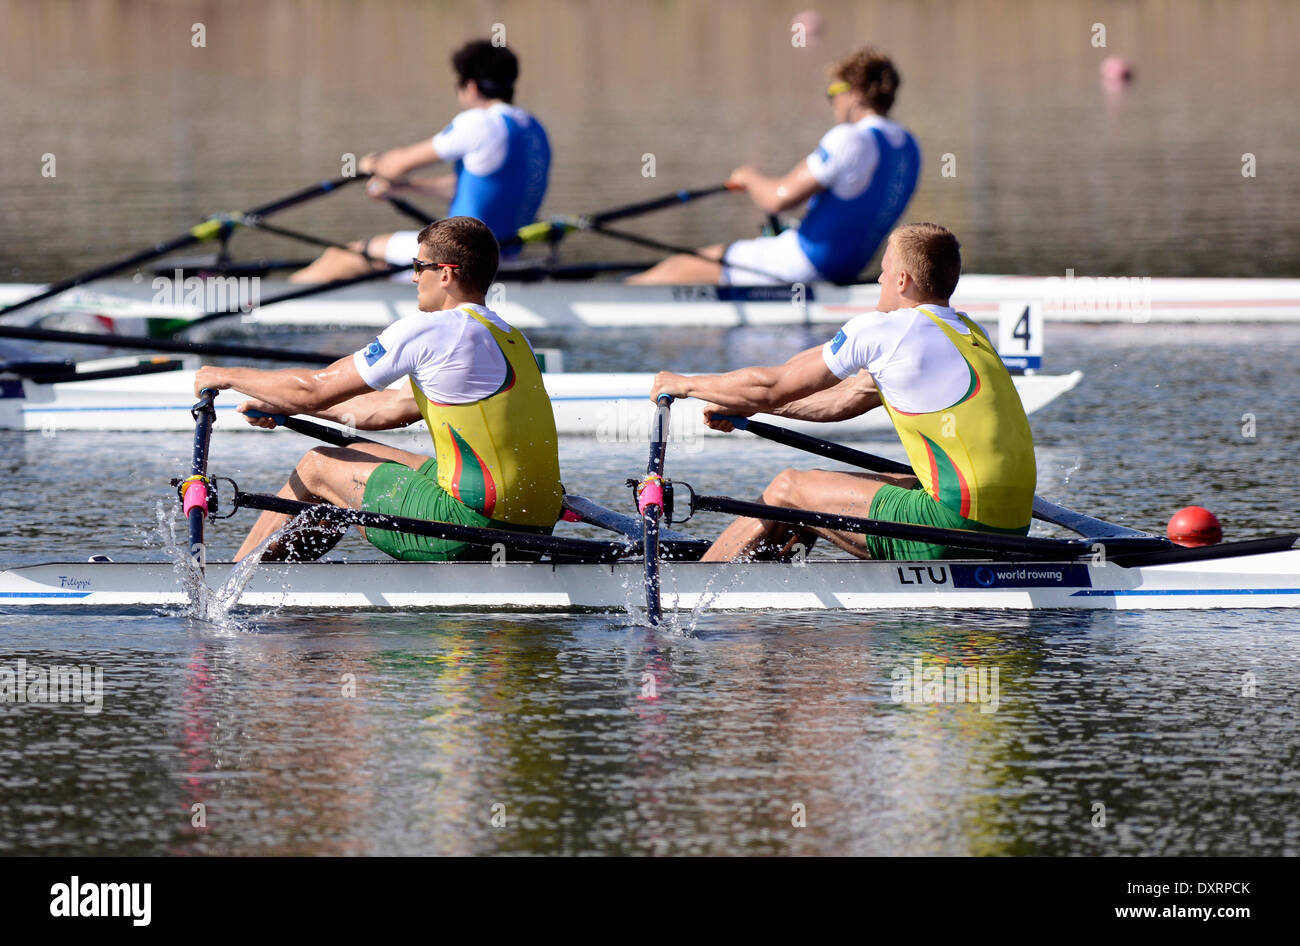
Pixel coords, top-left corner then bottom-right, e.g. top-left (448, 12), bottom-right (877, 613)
top-left (798, 116), bottom-right (921, 284)
top-left (436, 104), bottom-right (551, 257)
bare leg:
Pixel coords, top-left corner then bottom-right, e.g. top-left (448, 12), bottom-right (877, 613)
top-left (625, 243), bottom-right (726, 284)
top-left (702, 468), bottom-right (919, 563)
top-left (236, 443), bottom-right (431, 561)
top-left (288, 235), bottom-right (393, 284)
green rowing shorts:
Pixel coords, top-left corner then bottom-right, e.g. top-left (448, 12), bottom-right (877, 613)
top-left (360, 458), bottom-right (551, 562)
top-left (865, 482), bottom-right (1029, 561)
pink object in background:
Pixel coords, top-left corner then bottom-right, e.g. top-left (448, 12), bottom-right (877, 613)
top-left (1100, 55), bottom-right (1134, 90)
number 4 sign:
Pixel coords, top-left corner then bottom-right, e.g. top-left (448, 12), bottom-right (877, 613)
top-left (996, 302), bottom-right (1043, 373)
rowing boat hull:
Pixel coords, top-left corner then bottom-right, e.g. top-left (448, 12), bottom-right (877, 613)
top-left (3, 550), bottom-right (1297, 612)
top-left (0, 369), bottom-right (1082, 438)
top-left (5, 275), bottom-right (1300, 327)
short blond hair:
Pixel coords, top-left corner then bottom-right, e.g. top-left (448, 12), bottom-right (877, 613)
top-left (890, 223), bottom-right (961, 299)
top-left (831, 48), bottom-right (900, 114)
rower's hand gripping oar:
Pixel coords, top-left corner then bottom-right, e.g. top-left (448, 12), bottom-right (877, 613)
top-left (0, 175), bottom-right (365, 317)
top-left (633, 394), bottom-right (674, 625)
top-left (175, 388), bottom-right (219, 573)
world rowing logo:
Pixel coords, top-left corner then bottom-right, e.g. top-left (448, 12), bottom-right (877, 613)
top-left (974, 566), bottom-right (996, 587)
top-left (829, 329), bottom-right (847, 354)
top-left (363, 339), bottom-right (387, 366)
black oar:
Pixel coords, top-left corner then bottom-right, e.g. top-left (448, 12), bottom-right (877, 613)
top-left (587, 184), bottom-right (738, 227)
top-left (718, 415), bottom-right (913, 475)
top-left (500, 183), bottom-right (742, 251)
top-left (242, 409), bottom-right (377, 447)
top-left (580, 223), bottom-right (790, 283)
top-left (240, 410), bottom-right (713, 559)
top-left (1, 176), bottom-right (364, 317)
top-left (169, 263), bottom-right (410, 335)
top-left (636, 394), bottom-right (674, 624)
top-left (181, 388), bottom-right (218, 572)
top-left (0, 323), bottom-right (342, 364)
top-left (715, 414), bottom-right (1159, 541)
top-left (385, 196), bottom-right (436, 226)
top-left (232, 491), bottom-right (630, 562)
top-left (686, 494), bottom-right (1164, 559)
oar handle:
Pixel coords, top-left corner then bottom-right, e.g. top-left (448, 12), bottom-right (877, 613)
top-left (183, 388), bottom-right (219, 571)
top-left (241, 408), bottom-right (288, 426)
top-left (640, 394), bottom-right (675, 624)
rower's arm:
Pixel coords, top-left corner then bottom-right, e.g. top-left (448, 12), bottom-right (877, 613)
top-left (308, 387), bottom-right (422, 430)
top-left (772, 370), bottom-right (881, 422)
top-left (651, 345), bottom-right (838, 414)
top-left (364, 140), bottom-right (442, 183)
top-left (729, 160), bottom-right (824, 214)
top-left (194, 357), bottom-right (373, 415)
top-left (394, 173), bottom-right (458, 201)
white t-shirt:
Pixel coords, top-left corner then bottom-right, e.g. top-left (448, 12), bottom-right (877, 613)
top-left (432, 103), bottom-right (534, 176)
top-left (353, 304), bottom-right (514, 404)
top-left (821, 305), bottom-right (987, 414)
top-left (805, 114), bottom-right (912, 201)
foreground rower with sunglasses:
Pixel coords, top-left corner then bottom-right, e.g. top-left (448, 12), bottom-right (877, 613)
top-left (192, 216), bottom-right (564, 564)
top-left (628, 47), bottom-right (921, 287)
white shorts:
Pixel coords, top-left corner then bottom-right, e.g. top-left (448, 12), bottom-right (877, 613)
top-left (720, 228), bottom-right (821, 286)
top-left (382, 230), bottom-right (421, 265)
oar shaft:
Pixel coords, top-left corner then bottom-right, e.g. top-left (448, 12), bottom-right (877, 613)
top-left (689, 494), bottom-right (1149, 558)
top-left (718, 414), bottom-right (1163, 541)
top-left (242, 410), bottom-right (379, 448)
top-left (185, 389), bottom-right (218, 570)
top-left (589, 223), bottom-right (788, 283)
top-left (590, 184), bottom-right (734, 227)
top-left (1, 175), bottom-right (362, 316)
top-left (717, 415), bottom-right (912, 475)
top-left (385, 196), bottom-right (436, 226)
top-left (3, 232), bottom-right (205, 315)
top-left (236, 491), bottom-right (629, 561)
top-left (174, 262), bottom-right (410, 333)
top-left (641, 394), bottom-right (674, 624)
top-left (0, 323), bottom-right (340, 364)
top-left (246, 175), bottom-right (360, 218)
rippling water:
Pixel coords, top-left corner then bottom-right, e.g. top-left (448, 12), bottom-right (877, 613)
top-left (2, 0), bottom-right (1299, 280)
top-left (2, 323), bottom-right (1298, 855)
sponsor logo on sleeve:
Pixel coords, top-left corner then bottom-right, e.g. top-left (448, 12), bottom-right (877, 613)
top-left (829, 329), bottom-right (847, 354)
top-left (816, 145), bottom-right (830, 163)
top-left (363, 339), bottom-right (387, 366)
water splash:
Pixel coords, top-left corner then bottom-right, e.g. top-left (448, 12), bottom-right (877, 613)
top-left (151, 502), bottom-right (313, 633)
top-left (1060, 456), bottom-right (1083, 487)
top-left (619, 556), bottom-right (755, 637)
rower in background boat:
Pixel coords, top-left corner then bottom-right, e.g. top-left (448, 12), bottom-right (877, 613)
top-left (650, 223), bottom-right (1037, 562)
top-left (628, 47), bottom-right (920, 286)
top-left (194, 217), bottom-right (564, 562)
top-left (290, 39), bottom-right (551, 284)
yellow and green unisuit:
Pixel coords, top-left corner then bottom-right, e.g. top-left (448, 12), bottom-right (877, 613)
top-left (867, 307), bottom-right (1037, 560)
top-left (362, 307), bottom-right (564, 561)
